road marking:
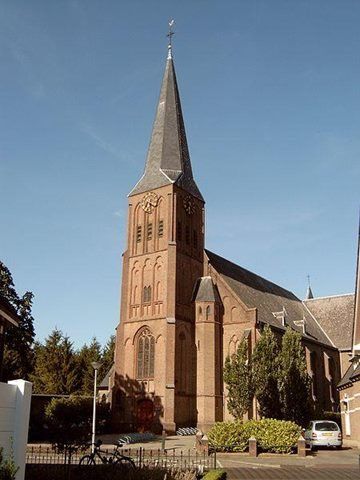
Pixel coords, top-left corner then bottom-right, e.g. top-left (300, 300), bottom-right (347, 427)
top-left (218, 458), bottom-right (281, 468)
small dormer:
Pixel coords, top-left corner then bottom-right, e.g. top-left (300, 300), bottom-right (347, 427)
top-left (294, 315), bottom-right (307, 335)
top-left (272, 306), bottom-right (287, 327)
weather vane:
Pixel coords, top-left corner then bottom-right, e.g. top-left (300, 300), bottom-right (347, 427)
top-left (307, 274), bottom-right (311, 287)
top-left (167, 19), bottom-right (175, 58)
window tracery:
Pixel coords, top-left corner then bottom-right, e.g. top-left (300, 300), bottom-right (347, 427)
top-left (136, 327), bottom-right (155, 379)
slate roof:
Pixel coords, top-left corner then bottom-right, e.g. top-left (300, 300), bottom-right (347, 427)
top-left (99, 364), bottom-right (114, 389)
top-left (193, 276), bottom-right (221, 303)
top-left (304, 294), bottom-right (355, 350)
top-left (205, 249), bottom-right (333, 347)
top-left (306, 285), bottom-right (314, 300)
top-left (337, 361), bottom-right (360, 389)
top-left (129, 54), bottom-right (203, 201)
top-left (352, 220), bottom-right (360, 349)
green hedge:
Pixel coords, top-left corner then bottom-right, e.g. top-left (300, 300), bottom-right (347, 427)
top-left (203, 469), bottom-right (227, 480)
top-left (208, 419), bottom-right (301, 454)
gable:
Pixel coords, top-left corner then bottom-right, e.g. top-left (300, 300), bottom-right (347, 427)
top-left (304, 294), bottom-right (354, 350)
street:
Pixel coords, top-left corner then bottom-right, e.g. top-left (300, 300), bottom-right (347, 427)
top-left (217, 447), bottom-right (360, 479)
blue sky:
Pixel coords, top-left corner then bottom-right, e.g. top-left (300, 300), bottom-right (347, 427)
top-left (1, 1), bottom-right (359, 348)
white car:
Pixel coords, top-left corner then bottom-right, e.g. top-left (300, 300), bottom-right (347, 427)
top-left (304, 420), bottom-right (342, 450)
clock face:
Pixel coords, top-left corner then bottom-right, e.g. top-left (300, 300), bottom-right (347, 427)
top-left (183, 195), bottom-right (195, 215)
top-left (141, 192), bottom-right (159, 213)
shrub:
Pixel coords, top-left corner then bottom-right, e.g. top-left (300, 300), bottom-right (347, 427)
top-left (203, 469), bottom-right (227, 480)
top-left (249, 419), bottom-right (300, 453)
top-left (207, 421), bottom-right (247, 452)
top-left (45, 396), bottom-right (110, 451)
top-left (0, 447), bottom-right (18, 480)
top-left (208, 419), bottom-right (301, 454)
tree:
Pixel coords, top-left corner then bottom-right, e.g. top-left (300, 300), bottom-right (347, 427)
top-left (31, 329), bottom-right (79, 394)
top-left (76, 337), bottom-right (102, 394)
top-left (278, 327), bottom-right (312, 426)
top-left (0, 261), bottom-right (35, 381)
top-left (45, 396), bottom-right (110, 459)
top-left (99, 334), bottom-right (115, 380)
top-left (223, 338), bottom-right (253, 419)
top-left (252, 324), bottom-right (282, 419)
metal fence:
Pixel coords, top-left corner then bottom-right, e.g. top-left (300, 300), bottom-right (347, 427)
top-left (26, 445), bottom-right (217, 471)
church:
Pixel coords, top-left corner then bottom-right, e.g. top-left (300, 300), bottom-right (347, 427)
top-left (110, 42), bottom-right (355, 434)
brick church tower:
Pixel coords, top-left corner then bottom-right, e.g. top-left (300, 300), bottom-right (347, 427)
top-left (112, 43), bottom-right (204, 433)
top-left (111, 36), bottom-right (351, 436)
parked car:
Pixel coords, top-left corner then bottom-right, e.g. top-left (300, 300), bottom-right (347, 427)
top-left (304, 420), bottom-right (342, 450)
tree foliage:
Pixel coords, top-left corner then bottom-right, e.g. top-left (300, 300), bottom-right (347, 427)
top-left (100, 334), bottom-right (115, 380)
top-left (278, 327), bottom-right (312, 426)
top-left (0, 261), bottom-right (35, 381)
top-left (45, 396), bottom-right (110, 451)
top-left (30, 330), bottom-right (115, 396)
top-left (252, 324), bottom-right (282, 419)
top-left (0, 446), bottom-right (18, 480)
top-left (223, 339), bottom-right (253, 419)
top-left (224, 326), bottom-right (313, 426)
top-left (31, 329), bottom-right (79, 394)
top-left (76, 337), bottom-right (102, 395)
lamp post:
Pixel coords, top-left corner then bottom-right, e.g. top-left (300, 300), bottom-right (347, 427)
top-left (91, 361), bottom-right (102, 453)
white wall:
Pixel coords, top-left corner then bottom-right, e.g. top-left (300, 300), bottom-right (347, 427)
top-left (0, 380), bottom-right (32, 480)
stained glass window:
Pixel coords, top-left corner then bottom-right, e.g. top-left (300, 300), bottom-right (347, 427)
top-left (136, 328), bottom-right (155, 379)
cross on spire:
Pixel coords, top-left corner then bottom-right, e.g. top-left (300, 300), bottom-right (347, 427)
top-left (306, 274), bottom-right (314, 299)
top-left (167, 19), bottom-right (175, 59)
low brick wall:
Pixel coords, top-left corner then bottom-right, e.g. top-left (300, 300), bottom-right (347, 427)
top-left (25, 464), bottom-right (198, 480)
top-left (26, 464), bottom-right (125, 480)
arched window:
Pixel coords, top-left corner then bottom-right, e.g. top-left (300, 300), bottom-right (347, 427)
top-left (136, 328), bottom-right (155, 379)
top-left (178, 332), bottom-right (187, 392)
top-left (206, 305), bottom-right (211, 319)
top-left (310, 351), bottom-right (318, 400)
top-left (143, 285), bottom-right (152, 303)
top-left (328, 356), bottom-right (336, 403)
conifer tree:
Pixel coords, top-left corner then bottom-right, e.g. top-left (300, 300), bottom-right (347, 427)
top-left (0, 261), bottom-right (35, 381)
top-left (99, 335), bottom-right (115, 380)
top-left (223, 338), bottom-right (253, 419)
top-left (76, 337), bottom-right (102, 394)
top-left (252, 324), bottom-right (282, 419)
top-left (31, 329), bottom-right (79, 394)
top-left (278, 327), bottom-right (312, 426)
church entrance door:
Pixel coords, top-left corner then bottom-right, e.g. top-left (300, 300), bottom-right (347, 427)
top-left (136, 398), bottom-right (154, 432)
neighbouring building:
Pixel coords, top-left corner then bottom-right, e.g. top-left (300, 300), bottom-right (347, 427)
top-left (0, 294), bottom-right (19, 381)
top-left (337, 225), bottom-right (360, 443)
top-left (110, 43), bottom-right (355, 433)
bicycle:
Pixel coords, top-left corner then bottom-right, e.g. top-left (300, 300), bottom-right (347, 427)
top-left (79, 440), bottom-right (135, 469)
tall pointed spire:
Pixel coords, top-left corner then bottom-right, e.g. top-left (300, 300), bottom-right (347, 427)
top-left (305, 275), bottom-right (314, 299)
top-left (129, 26), bottom-right (203, 201)
top-left (352, 215), bottom-right (360, 353)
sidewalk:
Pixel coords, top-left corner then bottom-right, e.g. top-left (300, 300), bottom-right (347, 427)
top-left (98, 433), bottom-right (196, 452)
top-left (217, 448), bottom-right (360, 480)
top-left (216, 446), bottom-right (360, 468)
